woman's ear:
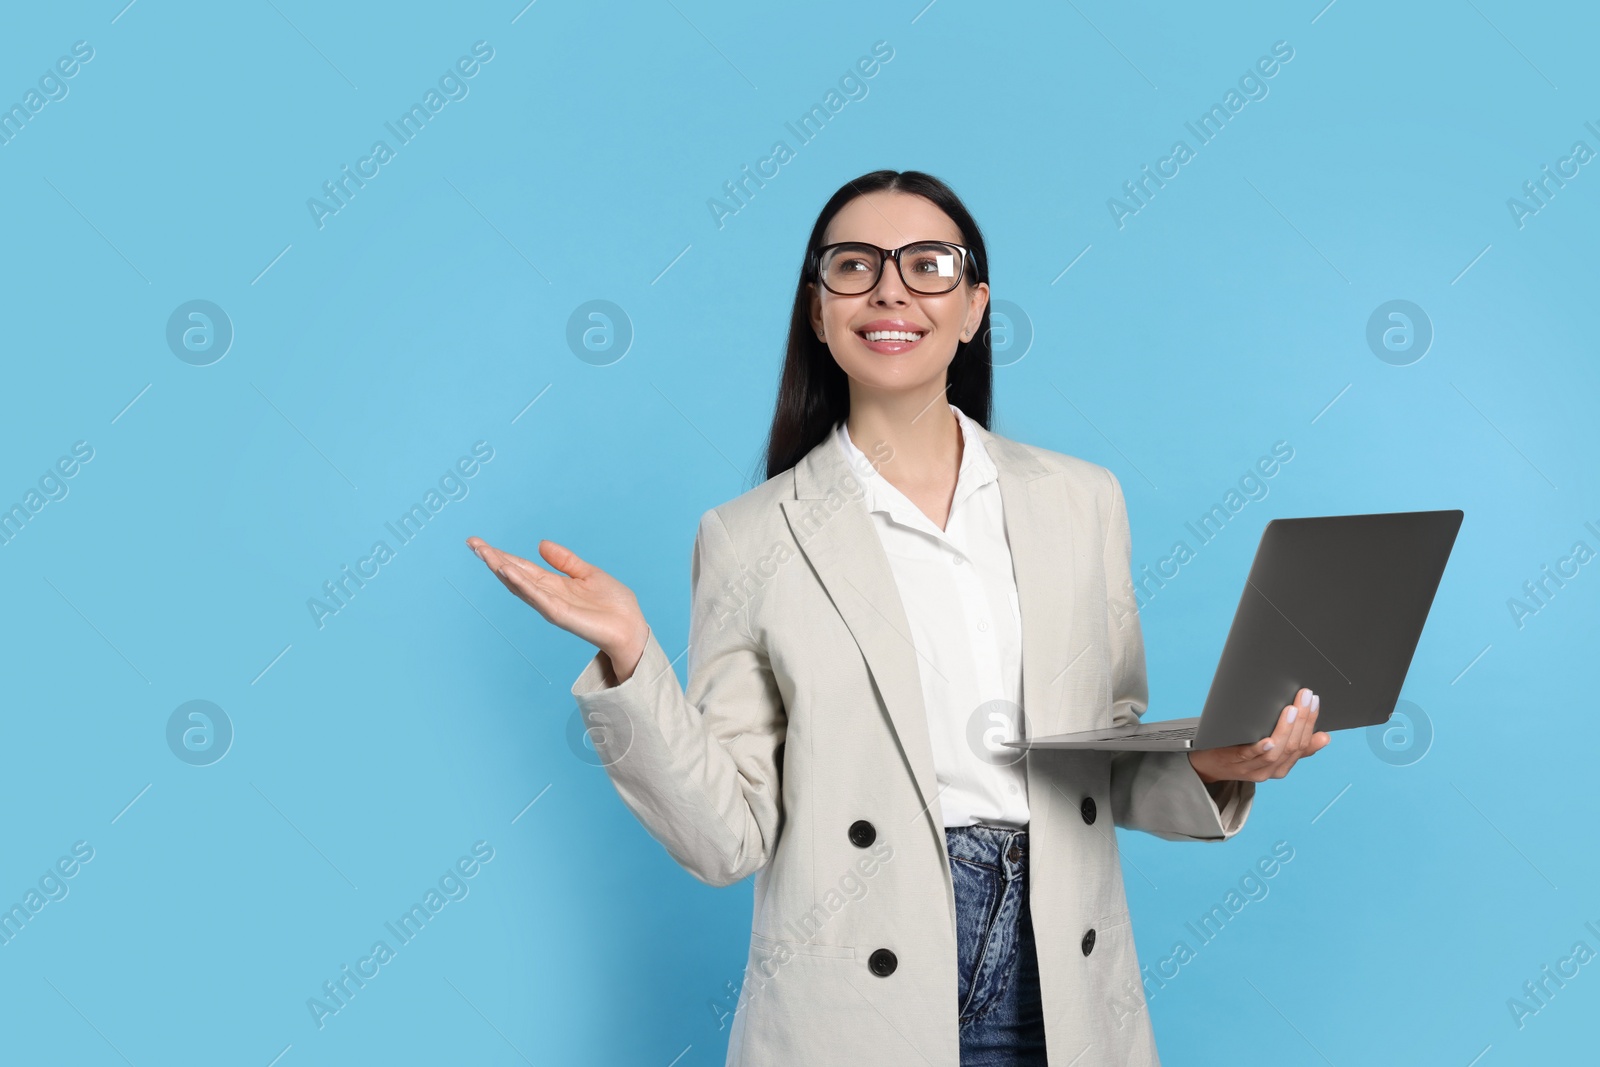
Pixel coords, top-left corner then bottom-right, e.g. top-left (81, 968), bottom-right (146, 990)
top-left (807, 282), bottom-right (827, 342)
top-left (964, 281), bottom-right (991, 341)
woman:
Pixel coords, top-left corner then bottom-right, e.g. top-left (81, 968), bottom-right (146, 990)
top-left (467, 170), bottom-right (1330, 1066)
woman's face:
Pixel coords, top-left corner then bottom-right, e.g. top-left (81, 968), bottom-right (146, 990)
top-left (807, 191), bottom-right (989, 400)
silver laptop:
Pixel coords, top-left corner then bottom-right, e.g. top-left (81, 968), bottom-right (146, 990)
top-left (1004, 509), bottom-right (1463, 752)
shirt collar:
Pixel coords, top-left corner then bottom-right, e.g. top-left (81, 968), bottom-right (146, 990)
top-left (832, 402), bottom-right (998, 532)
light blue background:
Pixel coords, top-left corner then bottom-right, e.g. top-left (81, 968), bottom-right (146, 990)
top-left (2, 1), bottom-right (1596, 1063)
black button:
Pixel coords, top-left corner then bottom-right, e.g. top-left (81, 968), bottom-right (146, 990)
top-left (1081, 797), bottom-right (1097, 825)
top-left (1081, 928), bottom-right (1096, 956)
top-left (848, 820), bottom-right (876, 848)
top-left (868, 948), bottom-right (898, 976)
top-left (1006, 843), bottom-right (1021, 863)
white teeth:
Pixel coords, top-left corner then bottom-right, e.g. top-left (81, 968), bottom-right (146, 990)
top-left (863, 330), bottom-right (923, 342)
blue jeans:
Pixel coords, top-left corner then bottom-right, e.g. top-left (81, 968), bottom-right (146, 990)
top-left (946, 823), bottom-right (1048, 1065)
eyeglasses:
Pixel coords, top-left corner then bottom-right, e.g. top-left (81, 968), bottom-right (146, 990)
top-left (811, 240), bottom-right (976, 296)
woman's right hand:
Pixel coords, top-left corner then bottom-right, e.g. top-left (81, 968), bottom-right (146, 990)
top-left (465, 536), bottom-right (651, 684)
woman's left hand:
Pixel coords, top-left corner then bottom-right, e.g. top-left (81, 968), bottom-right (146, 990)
top-left (1187, 687), bottom-right (1331, 784)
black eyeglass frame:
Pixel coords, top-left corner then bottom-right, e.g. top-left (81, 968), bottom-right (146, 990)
top-left (809, 240), bottom-right (979, 296)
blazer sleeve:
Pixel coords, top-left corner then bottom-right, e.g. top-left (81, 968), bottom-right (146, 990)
top-left (1101, 470), bottom-right (1255, 842)
top-left (568, 507), bottom-right (787, 887)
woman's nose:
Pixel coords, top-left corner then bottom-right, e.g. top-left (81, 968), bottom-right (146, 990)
top-left (870, 275), bottom-right (910, 303)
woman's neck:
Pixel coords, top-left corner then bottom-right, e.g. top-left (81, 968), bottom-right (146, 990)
top-left (845, 386), bottom-right (963, 506)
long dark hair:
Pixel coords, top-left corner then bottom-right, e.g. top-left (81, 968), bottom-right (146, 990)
top-left (761, 170), bottom-right (993, 481)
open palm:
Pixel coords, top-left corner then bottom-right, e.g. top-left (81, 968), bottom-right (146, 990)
top-left (466, 536), bottom-right (650, 679)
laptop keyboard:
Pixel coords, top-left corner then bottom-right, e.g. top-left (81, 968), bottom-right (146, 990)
top-left (1133, 726), bottom-right (1199, 740)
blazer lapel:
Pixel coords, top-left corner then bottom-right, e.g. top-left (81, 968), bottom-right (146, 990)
top-left (779, 416), bottom-right (1073, 835)
top-left (979, 423), bottom-right (1076, 746)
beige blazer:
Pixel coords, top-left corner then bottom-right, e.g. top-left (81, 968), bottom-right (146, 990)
top-left (570, 416), bottom-right (1255, 1066)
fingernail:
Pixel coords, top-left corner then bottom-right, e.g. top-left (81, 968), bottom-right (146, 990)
top-left (1262, 740), bottom-right (1275, 751)
top-left (1298, 689), bottom-right (1312, 708)
top-left (1311, 693), bottom-right (1320, 713)
top-left (1287, 707), bottom-right (1298, 723)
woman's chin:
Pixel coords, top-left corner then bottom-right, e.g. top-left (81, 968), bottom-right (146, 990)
top-left (837, 357), bottom-right (953, 394)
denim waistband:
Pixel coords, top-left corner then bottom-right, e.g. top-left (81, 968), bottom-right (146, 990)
top-left (945, 823), bottom-right (1028, 882)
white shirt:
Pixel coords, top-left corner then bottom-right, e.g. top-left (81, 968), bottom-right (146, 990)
top-left (833, 402), bottom-right (1029, 828)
